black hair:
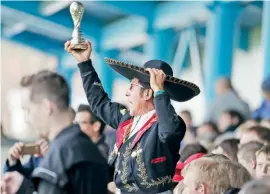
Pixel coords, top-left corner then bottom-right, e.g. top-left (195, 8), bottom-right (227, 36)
top-left (223, 110), bottom-right (245, 125)
top-left (218, 139), bottom-right (240, 161)
top-left (180, 143), bottom-right (208, 162)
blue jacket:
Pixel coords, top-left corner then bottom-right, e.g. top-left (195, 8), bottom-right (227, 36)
top-left (4, 156), bottom-right (43, 179)
top-left (252, 100), bottom-right (270, 120)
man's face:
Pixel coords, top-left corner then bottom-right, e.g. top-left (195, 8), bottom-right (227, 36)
top-left (240, 131), bottom-right (261, 145)
top-left (218, 113), bottom-right (232, 133)
top-left (196, 124), bottom-right (217, 142)
top-left (180, 113), bottom-right (192, 128)
top-left (256, 153), bottom-right (270, 179)
top-left (214, 79), bottom-right (227, 96)
top-left (21, 88), bottom-right (49, 138)
top-left (183, 170), bottom-right (204, 194)
top-left (125, 78), bottom-right (150, 116)
top-left (75, 111), bottom-right (93, 135)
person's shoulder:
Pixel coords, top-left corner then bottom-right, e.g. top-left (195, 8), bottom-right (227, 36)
top-left (47, 125), bottom-right (94, 158)
top-left (49, 124), bottom-right (107, 164)
top-left (62, 135), bottom-right (107, 166)
top-left (53, 124), bottom-right (85, 147)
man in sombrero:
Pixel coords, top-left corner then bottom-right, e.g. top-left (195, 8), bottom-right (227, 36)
top-left (64, 40), bottom-right (200, 194)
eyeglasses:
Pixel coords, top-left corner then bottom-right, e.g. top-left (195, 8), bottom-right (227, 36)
top-left (129, 83), bottom-right (144, 91)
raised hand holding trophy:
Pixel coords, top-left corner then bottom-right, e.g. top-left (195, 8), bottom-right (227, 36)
top-left (69, 2), bottom-right (87, 50)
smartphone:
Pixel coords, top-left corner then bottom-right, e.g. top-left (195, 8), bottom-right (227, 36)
top-left (22, 143), bottom-right (40, 155)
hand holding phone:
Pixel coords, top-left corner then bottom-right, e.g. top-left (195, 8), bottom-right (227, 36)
top-left (8, 142), bottom-right (24, 165)
top-left (21, 143), bottom-right (40, 155)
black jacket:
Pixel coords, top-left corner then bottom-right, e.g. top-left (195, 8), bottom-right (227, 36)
top-left (96, 135), bottom-right (109, 159)
top-left (17, 124), bottom-right (108, 194)
top-left (78, 60), bottom-right (186, 193)
top-left (4, 155), bottom-right (43, 179)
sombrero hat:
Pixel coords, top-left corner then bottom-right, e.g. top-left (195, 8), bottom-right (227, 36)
top-left (105, 58), bottom-right (200, 102)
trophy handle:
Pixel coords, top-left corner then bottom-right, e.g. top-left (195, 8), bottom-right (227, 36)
top-left (70, 28), bottom-right (87, 50)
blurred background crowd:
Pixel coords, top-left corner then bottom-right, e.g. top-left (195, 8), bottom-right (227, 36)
top-left (1, 1), bottom-right (270, 194)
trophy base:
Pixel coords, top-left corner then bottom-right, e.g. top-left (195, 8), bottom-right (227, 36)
top-left (70, 43), bottom-right (87, 50)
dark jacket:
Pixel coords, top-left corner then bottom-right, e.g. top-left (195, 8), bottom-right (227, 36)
top-left (17, 124), bottom-right (108, 194)
top-left (78, 60), bottom-right (186, 193)
top-left (4, 156), bottom-right (43, 179)
top-left (96, 135), bottom-right (109, 159)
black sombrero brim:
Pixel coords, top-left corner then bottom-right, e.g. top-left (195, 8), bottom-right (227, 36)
top-left (105, 58), bottom-right (200, 102)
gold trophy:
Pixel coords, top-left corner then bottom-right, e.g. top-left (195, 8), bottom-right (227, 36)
top-left (69, 2), bottom-right (87, 50)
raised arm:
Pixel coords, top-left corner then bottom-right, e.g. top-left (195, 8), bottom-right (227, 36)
top-left (154, 92), bottom-right (186, 143)
top-left (4, 142), bottom-right (34, 179)
top-left (146, 68), bottom-right (186, 142)
top-left (64, 41), bottom-right (127, 129)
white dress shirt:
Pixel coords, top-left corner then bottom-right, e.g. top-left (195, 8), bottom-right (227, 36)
top-left (128, 109), bottom-right (156, 139)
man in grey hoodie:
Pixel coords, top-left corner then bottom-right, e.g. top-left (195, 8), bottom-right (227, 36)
top-left (205, 77), bottom-right (250, 123)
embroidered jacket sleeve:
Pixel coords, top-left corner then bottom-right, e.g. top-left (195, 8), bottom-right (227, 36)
top-left (154, 92), bottom-right (186, 143)
top-left (78, 60), bottom-right (127, 129)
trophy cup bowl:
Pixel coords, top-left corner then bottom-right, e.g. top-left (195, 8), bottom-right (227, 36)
top-left (70, 2), bottom-right (87, 50)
